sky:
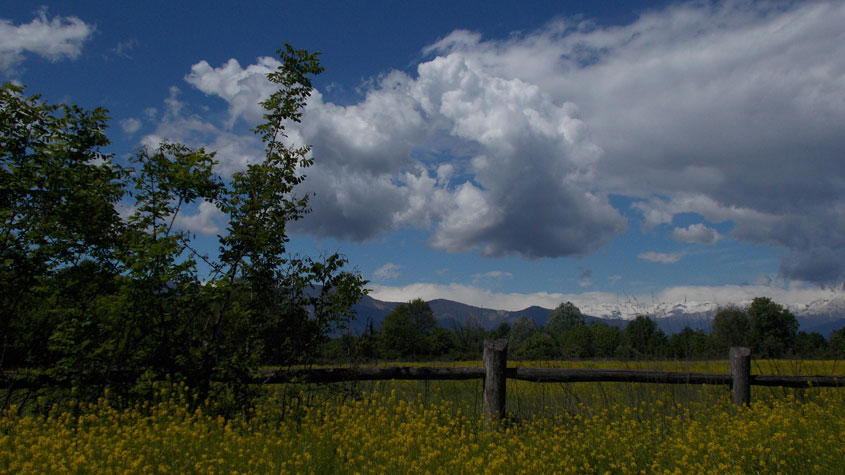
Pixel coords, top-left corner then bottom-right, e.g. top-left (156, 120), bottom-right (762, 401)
top-left (2, 1), bottom-right (845, 313)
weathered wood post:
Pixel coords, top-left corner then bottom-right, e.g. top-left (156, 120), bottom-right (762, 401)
top-left (730, 347), bottom-right (751, 406)
top-left (483, 339), bottom-right (508, 421)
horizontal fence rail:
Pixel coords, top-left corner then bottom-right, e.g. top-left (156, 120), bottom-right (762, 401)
top-left (4, 367), bottom-right (841, 388)
top-left (2, 343), bottom-right (843, 418)
top-left (254, 366), bottom-right (486, 384)
top-left (251, 367), bottom-right (843, 388)
top-left (508, 368), bottom-right (732, 385)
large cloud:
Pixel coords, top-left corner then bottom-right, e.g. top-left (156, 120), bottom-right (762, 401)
top-left (0, 9), bottom-right (93, 74)
top-left (427, 1), bottom-right (845, 284)
top-left (410, 54), bottom-right (625, 257)
top-left (183, 49), bottom-right (625, 255)
top-left (186, 57), bottom-right (278, 127)
top-left (173, 1), bottom-right (845, 284)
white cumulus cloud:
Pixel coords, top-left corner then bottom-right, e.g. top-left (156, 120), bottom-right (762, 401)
top-left (373, 262), bottom-right (402, 281)
top-left (426, 1), bottom-right (845, 284)
top-left (159, 1), bottom-right (845, 284)
top-left (185, 57), bottom-right (279, 127)
top-left (120, 118), bottom-right (142, 134)
top-left (671, 223), bottom-right (723, 245)
top-left (0, 9), bottom-right (93, 74)
top-left (179, 47), bottom-right (625, 256)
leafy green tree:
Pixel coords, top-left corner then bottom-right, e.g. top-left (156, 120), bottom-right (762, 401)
top-left (487, 321), bottom-right (511, 340)
top-left (793, 331), bottom-right (827, 358)
top-left (451, 318), bottom-right (486, 359)
top-left (427, 326), bottom-right (456, 357)
top-left (406, 298), bottom-right (437, 335)
top-left (514, 332), bottom-right (558, 360)
top-left (748, 297), bottom-right (798, 357)
top-left (561, 324), bottom-right (593, 358)
top-left (710, 306), bottom-right (751, 354)
top-left (623, 315), bottom-right (667, 357)
top-left (1, 44), bottom-right (367, 406)
top-left (590, 323), bottom-right (622, 357)
top-left (377, 299), bottom-right (438, 359)
top-left (208, 45), bottom-right (366, 376)
top-left (102, 143), bottom-right (223, 394)
top-left (546, 301), bottom-right (585, 337)
top-left (508, 315), bottom-right (538, 350)
top-left (377, 309), bottom-right (417, 359)
top-left (1, 82), bottom-right (125, 371)
top-left (668, 327), bottom-right (712, 359)
top-left (321, 333), bottom-right (363, 362)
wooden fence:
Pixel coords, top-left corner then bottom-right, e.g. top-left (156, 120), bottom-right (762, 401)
top-left (248, 341), bottom-right (843, 419)
top-left (3, 340), bottom-right (843, 419)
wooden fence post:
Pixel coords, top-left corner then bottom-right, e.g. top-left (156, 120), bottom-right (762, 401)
top-left (730, 347), bottom-right (751, 406)
top-left (483, 339), bottom-right (508, 421)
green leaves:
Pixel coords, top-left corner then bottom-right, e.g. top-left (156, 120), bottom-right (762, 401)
top-left (254, 43), bottom-right (325, 143)
top-left (1, 83), bottom-right (124, 372)
top-left (748, 297), bottom-right (799, 357)
top-left (377, 299), bottom-right (440, 359)
top-left (219, 47), bottom-right (324, 281)
top-left (1, 45), bottom-right (366, 410)
top-left (546, 301), bottom-right (586, 336)
top-left (128, 143), bottom-right (221, 229)
top-left (122, 142), bottom-right (221, 284)
top-left (711, 306), bottom-right (751, 352)
top-left (1, 83), bottom-right (123, 265)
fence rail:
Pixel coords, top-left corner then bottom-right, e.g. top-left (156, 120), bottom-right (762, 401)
top-left (251, 362), bottom-right (842, 390)
top-left (5, 367), bottom-right (841, 388)
top-left (3, 342), bottom-right (843, 419)
top-left (255, 366), bottom-right (485, 384)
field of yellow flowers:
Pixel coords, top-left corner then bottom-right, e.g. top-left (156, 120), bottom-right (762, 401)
top-left (1, 360), bottom-right (844, 473)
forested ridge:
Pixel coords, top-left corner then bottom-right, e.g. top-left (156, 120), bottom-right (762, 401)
top-left (322, 298), bottom-right (845, 362)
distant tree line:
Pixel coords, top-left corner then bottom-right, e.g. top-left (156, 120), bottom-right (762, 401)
top-left (321, 297), bottom-right (845, 362)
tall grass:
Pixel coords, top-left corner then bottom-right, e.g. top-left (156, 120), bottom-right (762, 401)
top-left (1, 359), bottom-right (843, 473)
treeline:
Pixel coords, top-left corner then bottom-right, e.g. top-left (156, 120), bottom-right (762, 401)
top-left (322, 298), bottom-right (845, 362)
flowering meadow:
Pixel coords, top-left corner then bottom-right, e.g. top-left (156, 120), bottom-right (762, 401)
top-left (1, 360), bottom-right (843, 474)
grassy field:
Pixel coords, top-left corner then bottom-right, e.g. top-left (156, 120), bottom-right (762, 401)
top-left (1, 359), bottom-right (843, 473)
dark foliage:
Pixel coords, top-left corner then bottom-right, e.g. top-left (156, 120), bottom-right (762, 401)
top-left (1, 45), bottom-right (366, 410)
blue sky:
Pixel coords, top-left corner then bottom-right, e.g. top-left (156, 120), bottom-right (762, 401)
top-left (3, 1), bottom-right (844, 314)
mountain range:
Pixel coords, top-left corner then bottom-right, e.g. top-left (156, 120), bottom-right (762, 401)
top-left (347, 294), bottom-right (845, 338)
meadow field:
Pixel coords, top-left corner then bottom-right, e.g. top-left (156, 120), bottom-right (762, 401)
top-left (1, 359), bottom-right (843, 474)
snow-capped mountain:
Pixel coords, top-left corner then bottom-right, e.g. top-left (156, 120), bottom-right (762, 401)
top-left (350, 294), bottom-right (845, 336)
top-left (576, 299), bottom-right (717, 321)
top-left (577, 295), bottom-right (845, 335)
top-left (580, 294), bottom-right (845, 321)
top-left (793, 295), bottom-right (845, 319)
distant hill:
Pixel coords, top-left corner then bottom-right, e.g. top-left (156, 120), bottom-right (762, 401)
top-left (796, 317), bottom-right (845, 338)
top-left (344, 294), bottom-right (845, 338)
top-left (346, 296), bottom-right (626, 334)
top-left (792, 296), bottom-right (845, 338)
top-left (345, 295), bottom-right (401, 334)
top-left (428, 299), bottom-right (551, 329)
